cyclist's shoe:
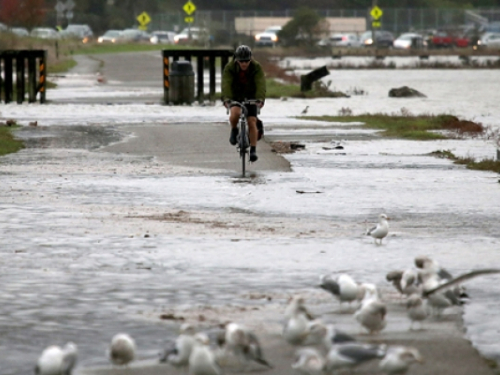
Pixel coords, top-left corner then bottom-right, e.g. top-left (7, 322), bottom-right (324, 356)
top-left (250, 149), bottom-right (258, 162)
top-left (229, 127), bottom-right (239, 146)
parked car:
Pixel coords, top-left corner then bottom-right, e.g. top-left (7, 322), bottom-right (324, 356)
top-left (10, 27), bottom-right (29, 37)
top-left (318, 33), bottom-right (361, 47)
top-left (254, 26), bottom-right (282, 47)
top-left (429, 31), bottom-right (453, 48)
top-left (119, 28), bottom-right (150, 42)
top-left (173, 27), bottom-right (211, 45)
top-left (97, 30), bottom-right (122, 43)
top-left (30, 27), bottom-right (60, 39)
top-left (393, 32), bottom-right (427, 49)
top-left (477, 32), bottom-right (500, 49)
top-left (150, 30), bottom-right (176, 44)
top-left (360, 30), bottom-right (395, 47)
top-left (64, 24), bottom-right (93, 42)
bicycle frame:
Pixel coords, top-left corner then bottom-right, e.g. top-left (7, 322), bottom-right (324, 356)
top-left (227, 100), bottom-right (260, 177)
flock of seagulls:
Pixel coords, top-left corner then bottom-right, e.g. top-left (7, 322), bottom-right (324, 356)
top-left (33, 214), bottom-right (499, 374)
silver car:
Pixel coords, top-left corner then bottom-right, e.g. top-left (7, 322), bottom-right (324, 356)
top-left (477, 32), bottom-right (500, 48)
top-left (318, 33), bottom-right (361, 47)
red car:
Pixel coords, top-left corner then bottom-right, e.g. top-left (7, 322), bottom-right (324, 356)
top-left (431, 31), bottom-right (453, 48)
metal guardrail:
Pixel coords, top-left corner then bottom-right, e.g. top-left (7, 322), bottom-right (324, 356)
top-left (0, 50), bottom-right (47, 104)
top-left (162, 49), bottom-right (233, 104)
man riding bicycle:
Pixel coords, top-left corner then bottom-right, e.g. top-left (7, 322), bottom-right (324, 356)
top-left (222, 45), bottom-right (266, 162)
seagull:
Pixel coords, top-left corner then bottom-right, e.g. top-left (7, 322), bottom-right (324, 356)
top-left (159, 323), bottom-right (196, 367)
top-left (109, 333), bottom-right (136, 366)
top-left (406, 294), bottom-right (428, 330)
top-left (224, 322), bottom-right (272, 368)
top-left (366, 213), bottom-right (390, 245)
top-left (422, 268), bottom-right (500, 315)
top-left (35, 342), bottom-right (78, 375)
top-left (284, 295), bottom-right (315, 320)
top-left (379, 345), bottom-right (423, 375)
top-left (189, 333), bottom-right (223, 375)
top-left (307, 321), bottom-right (357, 350)
top-left (319, 274), bottom-right (365, 309)
top-left (354, 283), bottom-right (387, 334)
top-left (283, 298), bottom-right (317, 346)
top-left (324, 343), bottom-right (386, 374)
top-left (386, 268), bottom-right (420, 297)
top-left (301, 106), bottom-right (309, 114)
top-left (292, 347), bottom-right (326, 375)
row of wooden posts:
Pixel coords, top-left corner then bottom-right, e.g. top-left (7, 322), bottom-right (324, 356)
top-left (0, 50), bottom-right (47, 104)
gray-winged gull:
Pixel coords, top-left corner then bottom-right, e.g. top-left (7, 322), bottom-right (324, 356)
top-left (108, 333), bottom-right (136, 366)
top-left (379, 345), bottom-right (423, 374)
top-left (292, 347), bottom-right (326, 375)
top-left (189, 333), bottom-right (223, 375)
top-left (319, 273), bottom-right (365, 308)
top-left (324, 342), bottom-right (386, 373)
top-left (366, 213), bottom-right (390, 245)
top-left (35, 342), bottom-right (78, 375)
top-left (306, 321), bottom-right (357, 350)
top-left (159, 323), bottom-right (196, 366)
top-left (354, 283), bottom-right (387, 334)
top-left (224, 322), bottom-right (272, 368)
top-left (386, 268), bottom-right (420, 297)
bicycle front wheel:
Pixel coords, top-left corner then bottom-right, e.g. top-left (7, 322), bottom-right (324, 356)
top-left (239, 121), bottom-right (247, 177)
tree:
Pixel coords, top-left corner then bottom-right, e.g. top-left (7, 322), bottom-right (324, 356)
top-left (0, 0), bottom-right (46, 28)
top-left (279, 7), bottom-right (327, 47)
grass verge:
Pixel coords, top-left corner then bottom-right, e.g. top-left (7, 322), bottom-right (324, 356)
top-left (299, 114), bottom-right (484, 141)
top-left (431, 150), bottom-right (500, 174)
top-left (0, 126), bottom-right (24, 157)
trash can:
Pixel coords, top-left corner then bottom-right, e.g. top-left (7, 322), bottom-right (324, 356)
top-left (169, 60), bottom-right (195, 105)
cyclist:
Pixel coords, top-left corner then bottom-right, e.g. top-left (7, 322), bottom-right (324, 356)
top-left (222, 45), bottom-right (266, 162)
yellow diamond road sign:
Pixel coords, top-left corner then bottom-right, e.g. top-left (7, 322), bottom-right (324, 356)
top-left (183, 1), bottom-right (196, 15)
top-left (370, 6), bottom-right (383, 20)
top-left (137, 11), bottom-right (151, 26)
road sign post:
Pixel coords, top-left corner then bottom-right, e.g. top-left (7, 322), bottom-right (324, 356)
top-left (370, 5), bottom-right (383, 49)
top-left (137, 12), bottom-right (151, 31)
top-left (183, 1), bottom-right (196, 39)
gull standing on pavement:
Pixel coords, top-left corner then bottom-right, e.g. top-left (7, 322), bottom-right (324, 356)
top-left (108, 333), bottom-right (136, 366)
top-left (35, 342), bottom-right (78, 375)
top-left (292, 347), bottom-right (326, 375)
top-left (189, 333), bottom-right (223, 375)
top-left (224, 322), bottom-right (272, 368)
top-left (379, 345), bottom-right (423, 374)
top-left (159, 323), bottom-right (196, 367)
top-left (319, 274), bottom-right (365, 309)
top-left (366, 213), bottom-right (390, 245)
top-left (324, 342), bottom-right (386, 374)
top-left (354, 283), bottom-right (387, 334)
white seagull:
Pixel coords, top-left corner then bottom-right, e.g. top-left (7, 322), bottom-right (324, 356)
top-left (366, 213), bottom-right (390, 245)
top-left (306, 321), bottom-right (357, 350)
top-left (386, 268), bottom-right (421, 297)
top-left (159, 323), bottom-right (196, 367)
top-left (35, 342), bottom-right (78, 375)
top-left (324, 343), bottom-right (386, 374)
top-left (292, 347), bottom-right (326, 375)
top-left (108, 333), bottom-right (136, 366)
top-left (379, 345), bottom-right (423, 375)
top-left (224, 322), bottom-right (272, 368)
top-left (354, 283), bottom-right (387, 334)
top-left (319, 274), bottom-right (365, 309)
top-left (189, 333), bottom-right (223, 375)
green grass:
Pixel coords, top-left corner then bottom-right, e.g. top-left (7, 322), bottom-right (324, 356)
top-left (0, 126), bottom-right (24, 156)
top-left (299, 114), bottom-right (480, 140)
top-left (49, 58), bottom-right (78, 74)
top-left (431, 150), bottom-right (500, 173)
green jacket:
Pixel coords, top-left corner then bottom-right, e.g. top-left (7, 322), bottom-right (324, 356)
top-left (221, 60), bottom-right (266, 102)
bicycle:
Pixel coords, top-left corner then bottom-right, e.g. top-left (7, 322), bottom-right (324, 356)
top-left (226, 100), bottom-right (261, 178)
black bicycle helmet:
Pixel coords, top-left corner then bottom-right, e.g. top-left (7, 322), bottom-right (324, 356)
top-left (234, 45), bottom-right (252, 61)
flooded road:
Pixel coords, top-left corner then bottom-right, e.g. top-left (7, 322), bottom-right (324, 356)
top-left (1, 53), bottom-right (500, 373)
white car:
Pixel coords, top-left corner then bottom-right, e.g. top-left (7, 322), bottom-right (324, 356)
top-left (477, 32), bottom-right (500, 48)
top-left (150, 31), bottom-right (176, 44)
top-left (97, 30), bottom-right (122, 43)
top-left (255, 26), bottom-right (282, 47)
top-left (30, 27), bottom-right (60, 39)
top-left (318, 33), bottom-right (361, 47)
top-left (393, 32), bottom-right (426, 49)
top-left (173, 27), bottom-right (210, 45)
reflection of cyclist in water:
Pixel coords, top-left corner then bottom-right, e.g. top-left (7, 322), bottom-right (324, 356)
top-left (222, 45), bottom-right (266, 162)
